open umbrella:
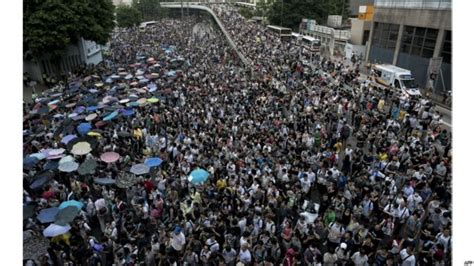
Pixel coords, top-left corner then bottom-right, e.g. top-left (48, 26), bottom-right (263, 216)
top-left (121, 109), bottom-right (135, 117)
top-left (23, 204), bottom-right (36, 220)
top-left (43, 160), bottom-right (59, 171)
top-left (23, 156), bottom-right (39, 169)
top-left (61, 134), bottom-right (77, 145)
top-left (59, 155), bottom-right (75, 165)
top-left (67, 136), bottom-right (98, 151)
top-left (188, 168), bottom-right (210, 184)
top-left (37, 207), bottom-right (59, 224)
top-left (147, 97), bottom-right (159, 103)
top-left (59, 200), bottom-right (83, 210)
top-left (103, 111), bottom-right (119, 121)
top-left (43, 224), bottom-right (71, 237)
top-left (54, 206), bottom-right (80, 226)
top-left (29, 152), bottom-right (46, 160)
top-left (30, 171), bottom-right (55, 190)
top-left (85, 113), bottom-right (98, 121)
top-left (48, 148), bottom-right (66, 156)
top-left (144, 157), bottom-right (163, 168)
top-left (77, 123), bottom-right (92, 135)
top-left (71, 142), bottom-right (92, 155)
top-left (100, 152), bottom-right (120, 163)
top-left (78, 159), bottom-right (97, 175)
top-left (116, 173), bottom-right (137, 188)
top-left (58, 161), bottom-right (79, 172)
top-left (130, 164), bottom-right (150, 175)
top-left (94, 177), bottom-right (116, 185)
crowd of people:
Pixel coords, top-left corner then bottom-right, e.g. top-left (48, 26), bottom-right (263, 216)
top-left (23, 5), bottom-right (451, 266)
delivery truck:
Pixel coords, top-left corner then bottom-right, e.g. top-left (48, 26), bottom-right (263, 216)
top-left (371, 64), bottom-right (421, 98)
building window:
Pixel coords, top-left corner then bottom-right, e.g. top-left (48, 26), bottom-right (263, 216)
top-left (400, 26), bottom-right (438, 58)
top-left (441, 30), bottom-right (451, 63)
top-left (372, 22), bottom-right (399, 49)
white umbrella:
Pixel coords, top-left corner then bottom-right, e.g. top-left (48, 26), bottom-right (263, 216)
top-left (58, 161), bottom-right (79, 172)
top-left (59, 155), bottom-right (75, 165)
top-left (43, 224), bottom-right (71, 237)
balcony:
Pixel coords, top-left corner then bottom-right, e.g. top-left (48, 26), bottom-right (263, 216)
top-left (374, 0), bottom-right (451, 10)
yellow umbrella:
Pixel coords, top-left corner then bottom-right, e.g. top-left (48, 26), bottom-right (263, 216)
top-left (95, 83), bottom-right (104, 88)
top-left (147, 97), bottom-right (159, 103)
top-left (87, 132), bottom-right (102, 138)
top-left (71, 142), bottom-right (92, 155)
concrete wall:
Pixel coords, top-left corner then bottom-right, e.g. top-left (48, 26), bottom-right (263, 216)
top-left (350, 0), bottom-right (375, 16)
top-left (373, 8), bottom-right (451, 30)
top-left (350, 18), bottom-right (371, 45)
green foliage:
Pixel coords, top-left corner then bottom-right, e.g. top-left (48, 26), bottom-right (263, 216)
top-left (132, 0), bottom-right (166, 22)
top-left (267, 0), bottom-right (350, 30)
top-left (24, 0), bottom-right (116, 59)
top-left (239, 7), bottom-right (254, 19)
top-left (116, 5), bottom-right (142, 28)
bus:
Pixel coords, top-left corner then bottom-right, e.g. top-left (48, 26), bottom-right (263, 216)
top-left (301, 35), bottom-right (321, 52)
top-left (266, 25), bottom-right (292, 40)
top-left (139, 21), bottom-right (156, 31)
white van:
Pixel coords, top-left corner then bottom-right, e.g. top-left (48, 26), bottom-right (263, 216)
top-left (372, 64), bottom-right (421, 97)
top-left (139, 21), bottom-right (156, 31)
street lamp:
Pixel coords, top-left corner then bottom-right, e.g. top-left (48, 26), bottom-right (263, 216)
top-left (280, 0), bottom-right (283, 27)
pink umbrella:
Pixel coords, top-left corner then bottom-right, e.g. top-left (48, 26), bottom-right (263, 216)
top-left (100, 152), bottom-right (120, 163)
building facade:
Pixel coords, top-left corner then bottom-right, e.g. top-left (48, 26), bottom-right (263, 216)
top-left (24, 38), bottom-right (104, 84)
top-left (366, 0), bottom-right (451, 92)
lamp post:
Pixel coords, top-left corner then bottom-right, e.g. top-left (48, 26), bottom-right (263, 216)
top-left (280, 0), bottom-right (283, 27)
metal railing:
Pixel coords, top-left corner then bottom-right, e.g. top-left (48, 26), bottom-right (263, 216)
top-left (374, 0), bottom-right (451, 10)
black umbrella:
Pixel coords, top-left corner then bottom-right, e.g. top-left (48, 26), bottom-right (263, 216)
top-left (23, 203), bottom-right (37, 220)
top-left (78, 159), bottom-right (98, 176)
top-left (54, 206), bottom-right (80, 226)
top-left (30, 171), bottom-right (55, 190)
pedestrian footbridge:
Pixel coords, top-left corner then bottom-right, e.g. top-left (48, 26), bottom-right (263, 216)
top-left (160, 2), bottom-right (250, 66)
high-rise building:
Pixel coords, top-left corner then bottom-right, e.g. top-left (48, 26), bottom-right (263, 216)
top-left (366, 0), bottom-right (451, 92)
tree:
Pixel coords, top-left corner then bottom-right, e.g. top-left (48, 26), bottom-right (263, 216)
top-left (266, 0), bottom-right (350, 30)
top-left (24, 0), bottom-right (116, 60)
top-left (116, 5), bottom-right (142, 28)
top-left (132, 0), bottom-right (166, 22)
top-left (239, 7), bottom-right (254, 19)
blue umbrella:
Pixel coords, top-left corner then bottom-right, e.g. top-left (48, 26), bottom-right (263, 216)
top-left (103, 111), bottom-right (119, 121)
top-left (23, 156), bottom-right (39, 168)
top-left (144, 157), bottom-right (163, 168)
top-left (61, 134), bottom-right (77, 145)
top-left (74, 106), bottom-right (86, 114)
top-left (37, 207), bottom-right (59, 224)
top-left (130, 164), bottom-right (150, 175)
top-left (30, 171), bottom-right (54, 190)
top-left (59, 200), bottom-right (83, 210)
top-left (86, 106), bottom-right (98, 112)
top-left (121, 109), bottom-right (135, 117)
top-left (188, 168), bottom-right (210, 184)
top-left (43, 160), bottom-right (59, 171)
top-left (77, 123), bottom-right (92, 136)
top-left (94, 178), bottom-right (116, 185)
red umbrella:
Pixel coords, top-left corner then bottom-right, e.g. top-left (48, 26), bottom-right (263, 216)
top-left (100, 152), bottom-right (120, 163)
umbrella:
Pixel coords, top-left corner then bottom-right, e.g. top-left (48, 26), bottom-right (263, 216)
top-left (30, 171), bottom-right (55, 190)
top-left (100, 152), bottom-right (120, 163)
top-left (147, 97), bottom-right (159, 103)
top-left (67, 136), bottom-right (98, 151)
top-left (116, 173), bottom-right (137, 188)
top-left (58, 161), bottom-right (79, 172)
top-left (121, 109), bottom-right (135, 117)
top-left (77, 123), bottom-right (92, 135)
top-left (188, 168), bottom-right (210, 184)
top-left (103, 111), bottom-right (119, 121)
top-left (71, 142), bottom-right (92, 155)
top-left (61, 134), bottom-right (77, 145)
top-left (29, 152), bottom-right (46, 160)
top-left (59, 200), bottom-right (83, 210)
top-left (65, 103), bottom-right (76, 108)
top-left (119, 99), bottom-right (130, 104)
top-left (86, 106), bottom-right (98, 112)
top-left (130, 164), bottom-right (150, 175)
top-left (43, 160), bottom-right (59, 171)
top-left (126, 102), bottom-right (139, 107)
top-left (87, 131), bottom-right (101, 138)
top-left (48, 148), bottom-right (66, 156)
top-left (95, 121), bottom-right (108, 128)
top-left (74, 106), bottom-right (86, 114)
top-left (85, 113), bottom-right (98, 121)
top-left (94, 177), bottom-right (116, 185)
top-left (144, 157), bottom-right (163, 168)
top-left (71, 114), bottom-right (86, 121)
top-left (78, 159), bottom-right (97, 175)
top-left (23, 156), bottom-right (39, 168)
top-left (59, 155), bottom-right (75, 165)
top-left (37, 207), bottom-right (59, 224)
top-left (137, 98), bottom-right (147, 104)
top-left (47, 154), bottom-right (65, 160)
top-left (43, 224), bottom-right (71, 237)
top-left (54, 206), bottom-right (80, 226)
top-left (23, 204), bottom-right (36, 220)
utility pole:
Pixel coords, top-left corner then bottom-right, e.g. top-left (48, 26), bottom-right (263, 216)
top-left (280, 0), bottom-right (283, 27)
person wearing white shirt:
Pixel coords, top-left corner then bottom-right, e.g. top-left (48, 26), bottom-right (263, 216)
top-left (238, 243), bottom-right (252, 264)
top-left (399, 246), bottom-right (416, 266)
top-left (170, 227), bottom-right (186, 253)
